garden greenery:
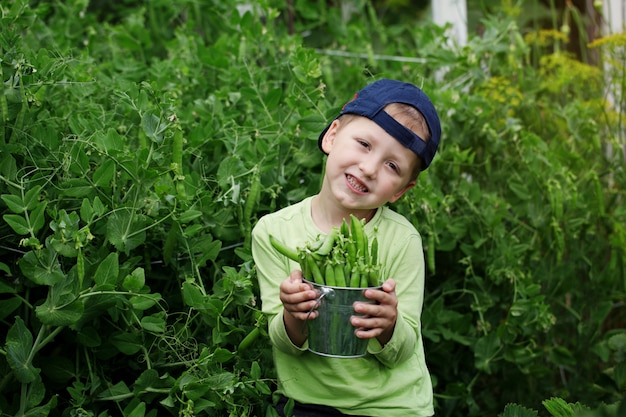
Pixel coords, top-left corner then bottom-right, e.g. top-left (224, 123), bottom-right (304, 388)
top-left (0, 0), bottom-right (625, 416)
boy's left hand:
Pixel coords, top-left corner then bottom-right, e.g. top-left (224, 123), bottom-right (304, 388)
top-left (351, 279), bottom-right (397, 345)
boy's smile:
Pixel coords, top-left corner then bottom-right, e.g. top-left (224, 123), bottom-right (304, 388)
top-left (317, 115), bottom-right (418, 220)
top-left (346, 173), bottom-right (368, 193)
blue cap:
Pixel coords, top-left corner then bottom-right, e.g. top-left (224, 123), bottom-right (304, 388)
top-left (318, 79), bottom-right (441, 169)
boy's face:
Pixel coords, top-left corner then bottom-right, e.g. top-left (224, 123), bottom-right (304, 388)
top-left (319, 115), bottom-right (418, 211)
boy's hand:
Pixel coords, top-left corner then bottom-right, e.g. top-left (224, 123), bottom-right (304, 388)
top-left (351, 279), bottom-right (398, 346)
top-left (280, 270), bottom-right (318, 346)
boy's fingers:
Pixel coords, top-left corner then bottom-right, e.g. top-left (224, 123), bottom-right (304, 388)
top-left (289, 269), bottom-right (303, 283)
top-left (363, 288), bottom-right (396, 306)
top-left (353, 302), bottom-right (392, 318)
top-left (381, 278), bottom-right (396, 293)
top-left (287, 270), bottom-right (315, 291)
top-left (351, 314), bottom-right (392, 332)
top-left (354, 326), bottom-right (382, 339)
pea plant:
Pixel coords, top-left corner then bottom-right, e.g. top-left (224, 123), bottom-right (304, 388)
top-left (1, 1), bottom-right (625, 417)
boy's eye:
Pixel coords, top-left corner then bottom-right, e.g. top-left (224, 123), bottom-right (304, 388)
top-left (386, 161), bottom-right (400, 172)
top-left (357, 139), bottom-right (369, 148)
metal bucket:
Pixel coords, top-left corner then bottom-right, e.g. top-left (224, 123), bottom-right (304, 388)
top-left (305, 280), bottom-right (380, 358)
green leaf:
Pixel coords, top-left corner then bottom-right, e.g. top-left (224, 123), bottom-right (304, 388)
top-left (182, 281), bottom-right (206, 308)
top-left (608, 333), bottom-right (626, 351)
top-left (195, 235), bottom-right (222, 267)
top-left (0, 276), bottom-right (16, 292)
top-left (206, 371), bottom-right (236, 391)
top-left (213, 348), bottom-right (234, 363)
top-left (94, 252), bottom-right (119, 287)
top-left (19, 249), bottom-right (66, 286)
top-left (40, 356), bottom-right (75, 384)
top-left (134, 369), bottom-right (160, 394)
top-left (129, 293), bottom-right (161, 311)
top-left (298, 112), bottom-right (328, 135)
top-left (264, 87), bottom-right (282, 110)
top-left (180, 379), bottom-right (210, 402)
top-left (36, 297), bottom-right (84, 326)
top-left (6, 316), bottom-right (39, 383)
top-left (614, 361), bottom-right (626, 391)
top-left (80, 198), bottom-right (95, 223)
top-left (122, 267), bottom-right (145, 292)
top-left (140, 314), bottom-right (166, 333)
top-left (94, 128), bottom-right (125, 153)
top-left (23, 185), bottom-right (42, 210)
top-left (30, 202), bottom-right (47, 235)
top-left (217, 157), bottom-right (246, 189)
top-left (183, 224), bottom-right (203, 237)
top-left (1, 193), bottom-right (25, 213)
top-left (93, 196), bottom-right (107, 217)
top-left (126, 401), bottom-right (146, 417)
top-left (111, 332), bottom-right (143, 355)
top-left (474, 332), bottom-right (501, 374)
top-left (256, 380), bottom-right (272, 395)
top-left (177, 209), bottom-right (203, 223)
top-left (0, 297), bottom-right (22, 320)
top-left (49, 210), bottom-right (81, 257)
top-left (59, 178), bottom-right (94, 198)
top-left (508, 178), bottom-right (531, 201)
top-left (289, 46), bottom-right (321, 83)
top-left (106, 210), bottom-right (147, 254)
top-left (25, 374), bottom-right (46, 409)
top-left (4, 213), bottom-right (29, 234)
top-left (142, 112), bottom-right (167, 142)
top-left (23, 392), bottom-right (57, 416)
top-left (294, 0), bottom-right (320, 20)
top-left (500, 403), bottom-right (540, 417)
top-left (97, 381), bottom-right (131, 400)
top-left (542, 397), bottom-right (574, 417)
top-left (77, 326), bottom-right (102, 348)
top-left (251, 361), bottom-right (261, 379)
top-left (93, 158), bottom-right (115, 187)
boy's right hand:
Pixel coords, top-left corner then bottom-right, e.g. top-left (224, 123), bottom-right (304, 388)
top-left (280, 270), bottom-right (319, 321)
top-left (280, 270), bottom-right (319, 346)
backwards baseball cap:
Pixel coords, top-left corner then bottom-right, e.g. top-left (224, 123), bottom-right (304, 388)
top-left (318, 78), bottom-right (442, 169)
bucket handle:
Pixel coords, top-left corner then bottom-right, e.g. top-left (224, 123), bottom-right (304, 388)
top-left (302, 286), bottom-right (334, 335)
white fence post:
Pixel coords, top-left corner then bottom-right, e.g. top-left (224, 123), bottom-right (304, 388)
top-left (431, 0), bottom-right (468, 47)
top-left (602, 0), bottom-right (626, 163)
top-left (603, 0), bottom-right (625, 33)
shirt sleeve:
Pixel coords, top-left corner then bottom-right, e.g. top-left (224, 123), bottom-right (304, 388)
top-left (251, 215), bottom-right (308, 355)
top-left (368, 231), bottom-right (425, 367)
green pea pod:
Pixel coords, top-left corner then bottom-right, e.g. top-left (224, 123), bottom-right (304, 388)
top-left (340, 219), bottom-right (350, 239)
top-left (362, 232), bottom-right (369, 264)
top-left (360, 271), bottom-right (369, 288)
top-left (324, 262), bottom-right (336, 286)
top-left (346, 237), bottom-right (357, 262)
top-left (349, 267), bottom-right (361, 288)
top-left (370, 236), bottom-right (378, 265)
top-left (269, 235), bottom-right (299, 262)
top-left (300, 253), bottom-right (310, 279)
top-left (316, 228), bottom-right (338, 256)
top-left (368, 265), bottom-right (381, 287)
top-left (307, 254), bottom-right (325, 285)
top-left (238, 327), bottom-right (261, 353)
top-left (349, 214), bottom-right (366, 258)
top-left (334, 263), bottom-right (347, 287)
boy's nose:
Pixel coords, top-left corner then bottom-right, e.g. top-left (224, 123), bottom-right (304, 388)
top-left (358, 156), bottom-right (378, 179)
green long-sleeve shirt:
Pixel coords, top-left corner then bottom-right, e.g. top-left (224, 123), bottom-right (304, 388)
top-left (251, 196), bottom-right (434, 416)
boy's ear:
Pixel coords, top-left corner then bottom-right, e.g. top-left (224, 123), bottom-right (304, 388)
top-left (388, 180), bottom-right (416, 204)
top-left (320, 120), bottom-right (340, 154)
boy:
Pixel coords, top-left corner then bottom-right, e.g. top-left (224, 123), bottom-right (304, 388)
top-left (251, 78), bottom-right (441, 417)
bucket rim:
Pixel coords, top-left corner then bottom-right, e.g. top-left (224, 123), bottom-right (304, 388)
top-left (303, 278), bottom-right (383, 291)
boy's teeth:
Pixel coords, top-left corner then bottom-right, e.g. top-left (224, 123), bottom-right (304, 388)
top-left (347, 175), bottom-right (367, 192)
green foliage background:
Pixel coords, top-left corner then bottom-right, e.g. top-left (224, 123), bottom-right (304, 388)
top-left (1, 0), bottom-right (625, 416)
